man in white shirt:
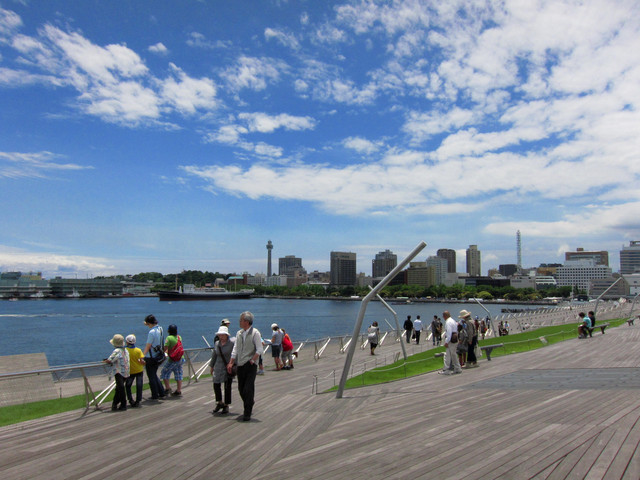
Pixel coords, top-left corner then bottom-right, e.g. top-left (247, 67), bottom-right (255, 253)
top-left (228, 311), bottom-right (264, 421)
top-left (413, 315), bottom-right (423, 344)
top-left (438, 311), bottom-right (462, 375)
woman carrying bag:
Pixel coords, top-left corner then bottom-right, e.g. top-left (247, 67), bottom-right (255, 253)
top-left (210, 325), bottom-right (235, 414)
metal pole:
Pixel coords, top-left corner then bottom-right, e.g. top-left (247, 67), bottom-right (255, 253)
top-left (336, 241), bottom-right (426, 398)
top-left (593, 276), bottom-right (623, 315)
top-left (373, 287), bottom-right (408, 360)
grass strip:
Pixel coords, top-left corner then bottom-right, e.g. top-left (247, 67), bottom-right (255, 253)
top-left (328, 317), bottom-right (628, 391)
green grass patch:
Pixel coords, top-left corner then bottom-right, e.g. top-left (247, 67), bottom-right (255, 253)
top-left (328, 317), bottom-right (628, 392)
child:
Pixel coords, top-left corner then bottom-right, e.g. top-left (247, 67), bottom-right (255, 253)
top-left (125, 334), bottom-right (145, 407)
top-left (160, 324), bottom-right (184, 396)
top-left (104, 334), bottom-right (130, 411)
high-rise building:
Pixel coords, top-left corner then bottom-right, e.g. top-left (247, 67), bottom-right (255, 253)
top-left (278, 255), bottom-right (302, 276)
top-left (556, 259), bottom-right (612, 292)
top-left (466, 245), bottom-right (481, 276)
top-left (499, 264), bottom-right (519, 277)
top-left (372, 249), bottom-right (397, 278)
top-left (266, 240), bottom-right (273, 276)
top-left (426, 255), bottom-right (448, 285)
top-left (437, 248), bottom-right (457, 273)
top-left (330, 251), bottom-right (356, 287)
top-left (565, 247), bottom-right (609, 266)
top-left (620, 241), bottom-right (640, 274)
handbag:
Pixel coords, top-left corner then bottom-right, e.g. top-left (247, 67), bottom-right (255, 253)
top-left (151, 327), bottom-right (165, 364)
top-left (450, 331), bottom-right (458, 343)
top-left (218, 344), bottom-right (236, 379)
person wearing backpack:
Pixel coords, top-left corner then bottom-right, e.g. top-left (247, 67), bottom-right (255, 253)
top-left (160, 324), bottom-right (184, 397)
top-left (281, 328), bottom-right (294, 369)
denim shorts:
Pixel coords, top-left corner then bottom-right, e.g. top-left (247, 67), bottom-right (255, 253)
top-left (160, 360), bottom-right (183, 380)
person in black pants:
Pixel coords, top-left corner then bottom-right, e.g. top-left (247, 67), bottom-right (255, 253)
top-left (403, 315), bottom-right (413, 343)
top-left (142, 314), bottom-right (165, 400)
top-left (227, 311), bottom-right (264, 421)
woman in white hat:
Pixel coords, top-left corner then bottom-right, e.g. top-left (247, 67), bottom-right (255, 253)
top-left (104, 334), bottom-right (130, 411)
top-left (210, 326), bottom-right (235, 414)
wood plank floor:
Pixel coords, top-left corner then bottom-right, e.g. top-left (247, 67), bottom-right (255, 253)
top-left (1, 324), bottom-right (639, 480)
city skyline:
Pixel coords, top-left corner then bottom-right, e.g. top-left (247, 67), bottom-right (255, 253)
top-left (1, 1), bottom-right (640, 278)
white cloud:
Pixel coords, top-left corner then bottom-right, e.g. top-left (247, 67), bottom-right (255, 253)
top-left (0, 245), bottom-right (115, 277)
top-left (186, 32), bottom-right (231, 50)
top-left (237, 112), bottom-right (316, 133)
top-left (159, 63), bottom-right (218, 114)
top-left (220, 56), bottom-right (284, 91)
top-left (264, 27), bottom-right (299, 50)
top-left (343, 137), bottom-right (382, 154)
top-left (148, 42), bottom-right (168, 55)
top-left (0, 151), bottom-right (92, 179)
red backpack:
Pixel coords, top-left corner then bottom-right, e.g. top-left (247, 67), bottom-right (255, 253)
top-left (282, 333), bottom-right (293, 351)
top-left (168, 336), bottom-right (184, 361)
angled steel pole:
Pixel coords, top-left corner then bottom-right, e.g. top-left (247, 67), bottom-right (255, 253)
top-left (593, 276), bottom-right (623, 315)
top-left (371, 286), bottom-right (408, 361)
top-left (336, 241), bottom-right (426, 398)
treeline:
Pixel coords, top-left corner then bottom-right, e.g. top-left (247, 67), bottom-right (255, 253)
top-left (99, 270), bottom-right (577, 300)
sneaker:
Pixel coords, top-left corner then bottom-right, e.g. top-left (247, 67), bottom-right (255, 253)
top-left (257, 369), bottom-right (265, 375)
top-left (438, 370), bottom-right (452, 375)
top-left (171, 391), bottom-right (182, 397)
top-left (164, 388), bottom-right (173, 395)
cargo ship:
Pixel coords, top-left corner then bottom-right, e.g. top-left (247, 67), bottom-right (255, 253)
top-left (157, 284), bottom-right (254, 301)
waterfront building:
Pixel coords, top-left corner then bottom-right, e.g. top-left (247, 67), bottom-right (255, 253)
top-left (565, 248), bottom-right (609, 267)
top-left (437, 248), bottom-right (456, 273)
top-left (426, 255), bottom-right (447, 285)
top-left (0, 271), bottom-right (51, 299)
top-left (624, 273), bottom-right (640, 296)
top-left (279, 255), bottom-right (302, 275)
top-left (265, 275), bottom-right (288, 287)
top-left (499, 264), bottom-right (519, 277)
top-left (372, 249), bottom-right (397, 278)
top-left (464, 276), bottom-right (510, 288)
top-left (589, 277), bottom-right (629, 299)
top-left (534, 275), bottom-right (558, 289)
top-left (308, 270), bottom-right (330, 284)
top-left (466, 245), bottom-right (482, 277)
top-left (49, 277), bottom-right (123, 297)
top-left (620, 241), bottom-right (640, 275)
top-left (406, 261), bottom-right (430, 288)
top-left (330, 251), bottom-right (356, 287)
top-left (556, 260), bottom-right (612, 292)
top-left (247, 273), bottom-right (266, 286)
top-left (510, 276), bottom-right (536, 289)
top-left (356, 273), bottom-right (372, 288)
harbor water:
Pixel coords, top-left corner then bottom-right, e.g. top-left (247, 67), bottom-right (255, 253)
top-left (0, 297), bottom-right (539, 366)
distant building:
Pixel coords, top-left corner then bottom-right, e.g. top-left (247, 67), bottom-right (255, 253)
top-left (510, 276), bottom-right (536, 289)
top-left (620, 241), bottom-right (640, 275)
top-left (625, 273), bottom-right (640, 296)
top-left (565, 247), bottom-right (609, 266)
top-left (308, 270), bottom-right (330, 284)
top-left (330, 251), bottom-right (356, 287)
top-left (534, 275), bottom-right (558, 289)
top-left (466, 245), bottom-right (481, 276)
top-left (0, 271), bottom-right (50, 299)
top-left (437, 248), bottom-right (456, 273)
top-left (464, 276), bottom-right (510, 288)
top-left (356, 273), bottom-right (372, 288)
top-left (556, 260), bottom-right (612, 292)
top-left (589, 277), bottom-right (629, 298)
top-left (499, 264), bottom-right (519, 277)
top-left (537, 264), bottom-right (562, 276)
top-left (49, 277), bottom-right (123, 297)
top-left (406, 261), bottom-right (430, 288)
top-left (279, 255), bottom-right (302, 275)
top-left (372, 249), bottom-right (397, 278)
top-left (426, 255), bottom-right (448, 285)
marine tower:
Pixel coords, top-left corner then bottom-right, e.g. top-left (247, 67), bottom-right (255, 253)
top-left (266, 240), bottom-right (273, 277)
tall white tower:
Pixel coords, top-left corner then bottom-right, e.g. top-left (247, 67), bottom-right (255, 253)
top-left (517, 230), bottom-right (522, 273)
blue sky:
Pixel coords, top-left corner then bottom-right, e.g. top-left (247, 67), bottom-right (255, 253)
top-left (1, 0), bottom-right (639, 278)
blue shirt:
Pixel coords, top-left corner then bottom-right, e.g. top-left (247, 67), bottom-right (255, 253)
top-left (145, 325), bottom-right (163, 357)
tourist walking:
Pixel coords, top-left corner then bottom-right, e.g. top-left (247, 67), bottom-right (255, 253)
top-left (104, 334), bottom-right (130, 411)
top-left (142, 314), bottom-right (165, 400)
top-left (367, 321), bottom-right (380, 355)
top-left (460, 310), bottom-right (478, 367)
top-left (413, 315), bottom-right (423, 344)
top-left (228, 311), bottom-right (263, 422)
top-left (160, 324), bottom-right (184, 396)
top-left (270, 323), bottom-right (284, 370)
top-left (403, 315), bottom-right (413, 344)
top-left (124, 334), bottom-right (145, 407)
top-left (438, 311), bottom-right (462, 375)
top-left (210, 325), bottom-right (234, 414)
top-left (431, 315), bottom-right (442, 346)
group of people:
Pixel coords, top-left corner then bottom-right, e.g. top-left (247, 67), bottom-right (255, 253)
top-left (103, 314), bottom-right (185, 411)
top-left (438, 310), bottom-right (482, 375)
top-left (577, 311), bottom-right (597, 338)
top-left (403, 315), bottom-right (425, 344)
top-left (105, 310), bottom-right (292, 423)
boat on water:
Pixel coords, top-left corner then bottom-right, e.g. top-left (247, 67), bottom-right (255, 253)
top-left (157, 284), bottom-right (254, 301)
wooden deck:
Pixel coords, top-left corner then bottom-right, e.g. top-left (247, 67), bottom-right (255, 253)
top-left (1, 324), bottom-right (639, 480)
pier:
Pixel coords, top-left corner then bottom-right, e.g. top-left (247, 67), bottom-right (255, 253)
top-left (0, 307), bottom-right (639, 479)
